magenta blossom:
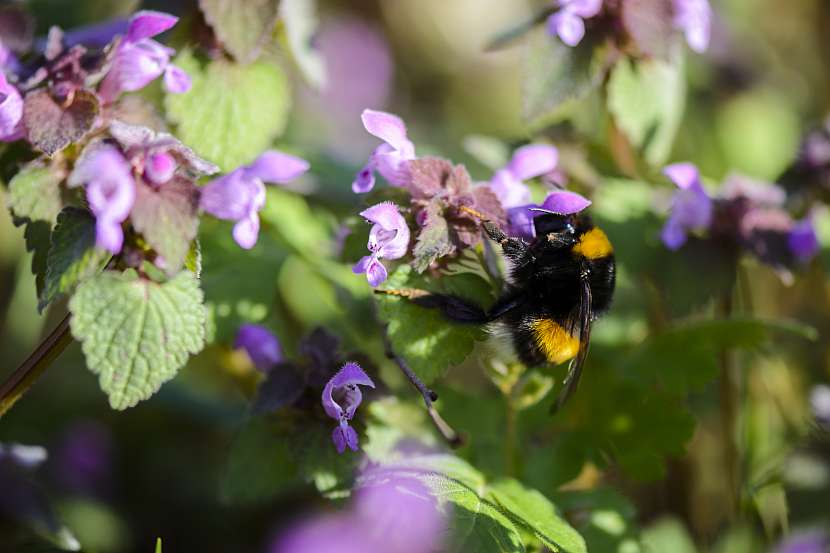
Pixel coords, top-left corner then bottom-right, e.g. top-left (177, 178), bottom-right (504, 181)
top-left (352, 202), bottom-right (410, 287)
top-left (200, 150), bottom-right (310, 249)
top-left (661, 162), bottom-right (713, 250)
top-left (98, 10), bottom-right (190, 102)
top-left (352, 109), bottom-right (416, 193)
top-left (489, 144), bottom-right (559, 209)
top-left (234, 324), bottom-right (283, 372)
top-left (273, 474), bottom-right (444, 553)
top-left (547, 0), bottom-right (603, 47)
top-left (0, 72), bottom-right (23, 142)
top-left (811, 384), bottom-right (830, 429)
top-left (69, 144), bottom-right (136, 253)
top-left (673, 0), bottom-right (712, 53)
top-left (789, 217), bottom-right (820, 263)
top-left (508, 190), bottom-right (592, 240)
top-left (322, 362), bottom-right (375, 453)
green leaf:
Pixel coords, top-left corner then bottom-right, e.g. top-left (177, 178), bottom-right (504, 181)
top-left (259, 186), bottom-right (333, 258)
top-left (278, 0), bottom-right (326, 89)
top-left (485, 8), bottom-right (554, 51)
top-left (222, 414), bottom-right (356, 503)
top-left (376, 265), bottom-right (492, 384)
top-left (40, 207), bottom-right (109, 312)
top-left (69, 270), bottom-right (206, 409)
top-left (165, 51), bottom-right (291, 172)
top-left (607, 54), bottom-right (686, 167)
top-left (462, 134), bottom-right (510, 171)
top-left (155, 538), bottom-right (162, 553)
top-left (16, 217), bottom-right (52, 299)
top-left (363, 454), bottom-right (586, 553)
top-left (7, 161), bottom-right (62, 224)
top-left (522, 28), bottom-right (607, 129)
top-left (23, 88), bottom-right (100, 157)
top-left (130, 178), bottom-right (200, 274)
top-left (198, 0), bottom-right (280, 63)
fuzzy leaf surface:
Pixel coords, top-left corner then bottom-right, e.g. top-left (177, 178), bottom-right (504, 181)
top-left (198, 0), bottom-right (280, 63)
top-left (69, 270), bottom-right (206, 409)
top-left (165, 51), bottom-right (290, 172)
top-left (7, 162), bottom-right (62, 224)
top-left (23, 89), bottom-right (99, 156)
top-left (130, 177), bottom-right (200, 274)
top-left (40, 207), bottom-right (109, 312)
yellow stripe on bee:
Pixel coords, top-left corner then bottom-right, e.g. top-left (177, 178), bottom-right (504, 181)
top-left (529, 319), bottom-right (580, 365)
top-left (572, 228), bottom-right (613, 259)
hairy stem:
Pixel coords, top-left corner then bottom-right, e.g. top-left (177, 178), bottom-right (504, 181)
top-left (383, 334), bottom-right (463, 447)
top-left (0, 313), bottom-right (73, 418)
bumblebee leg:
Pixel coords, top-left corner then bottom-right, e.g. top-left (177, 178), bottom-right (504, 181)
top-left (482, 222), bottom-right (530, 261)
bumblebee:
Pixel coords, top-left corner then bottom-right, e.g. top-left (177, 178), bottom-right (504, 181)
top-left (409, 208), bottom-right (615, 410)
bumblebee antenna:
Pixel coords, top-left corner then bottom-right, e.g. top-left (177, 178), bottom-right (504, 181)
top-left (382, 332), bottom-right (463, 448)
top-left (459, 205), bottom-right (488, 220)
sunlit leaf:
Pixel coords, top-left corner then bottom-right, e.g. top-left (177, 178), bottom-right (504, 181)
top-left (199, 0), bottom-right (280, 63)
top-left (7, 161), bottom-right (62, 224)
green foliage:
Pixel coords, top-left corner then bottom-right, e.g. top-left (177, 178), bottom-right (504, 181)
top-left (608, 54), bottom-right (686, 166)
top-left (554, 489), bottom-right (645, 553)
top-left (7, 161), bottom-right (62, 224)
top-left (165, 51), bottom-right (291, 172)
top-left (376, 265), bottom-right (492, 384)
top-left (222, 414), bottom-right (356, 503)
top-left (69, 270), bottom-right (206, 409)
top-left (523, 28), bottom-right (607, 129)
top-left (198, 0), bottom-right (279, 63)
top-left (641, 518), bottom-right (697, 553)
top-left (40, 207), bottom-right (109, 312)
top-left (130, 178), bottom-right (199, 275)
top-left (278, 0), bottom-right (326, 89)
top-left (363, 454), bottom-right (586, 553)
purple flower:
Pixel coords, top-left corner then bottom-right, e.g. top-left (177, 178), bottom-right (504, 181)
top-left (0, 72), bottom-right (23, 142)
top-left (507, 190), bottom-right (591, 240)
top-left (673, 0), bottom-right (712, 53)
top-left (352, 109), bottom-right (416, 193)
top-left (811, 384), bottom-right (830, 429)
top-left (144, 151), bottom-right (176, 185)
top-left (789, 218), bottom-right (820, 263)
top-left (322, 362), bottom-right (375, 453)
top-left (774, 530), bottom-right (830, 553)
top-left (53, 421), bottom-right (112, 496)
top-left (234, 324), bottom-right (283, 372)
top-left (272, 474), bottom-right (444, 553)
top-left (661, 162), bottom-right (713, 250)
top-left (200, 150), bottom-right (310, 249)
top-left (546, 0), bottom-right (603, 47)
top-left (98, 11), bottom-right (190, 102)
top-left (489, 144), bottom-right (559, 210)
top-left (352, 202), bottom-right (410, 287)
top-left (70, 144), bottom-right (136, 253)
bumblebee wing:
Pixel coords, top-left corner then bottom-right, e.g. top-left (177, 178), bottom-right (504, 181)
top-left (551, 274), bottom-right (592, 413)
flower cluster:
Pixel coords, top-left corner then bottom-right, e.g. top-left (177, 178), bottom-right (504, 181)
top-left (661, 162), bottom-right (820, 269)
top-left (349, 109), bottom-right (592, 286)
top-left (545, 0), bottom-right (712, 54)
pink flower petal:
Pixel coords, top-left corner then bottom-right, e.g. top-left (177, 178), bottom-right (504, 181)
top-left (163, 64), bottom-right (191, 94)
top-left (246, 150), bottom-right (310, 184)
top-left (540, 190), bottom-right (591, 214)
top-left (126, 10), bottom-right (178, 43)
top-left (507, 144), bottom-right (559, 181)
top-left (548, 11), bottom-right (586, 47)
top-left (361, 109), bottom-right (410, 152)
top-left (232, 213), bottom-right (260, 249)
top-left (0, 72), bottom-right (23, 140)
top-left (663, 162), bottom-right (701, 190)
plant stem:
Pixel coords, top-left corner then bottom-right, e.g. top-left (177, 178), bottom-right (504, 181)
top-left (0, 313), bottom-right (72, 418)
top-left (719, 292), bottom-right (741, 520)
top-left (505, 397), bottom-right (518, 477)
